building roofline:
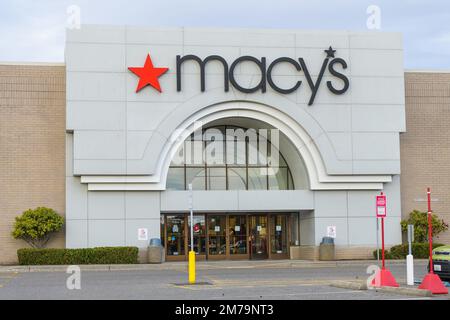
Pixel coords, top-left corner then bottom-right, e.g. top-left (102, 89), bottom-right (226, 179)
top-left (405, 69), bottom-right (450, 74)
top-left (0, 61), bottom-right (65, 66)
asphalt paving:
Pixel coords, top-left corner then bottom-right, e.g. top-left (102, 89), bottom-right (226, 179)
top-left (0, 262), bottom-right (448, 300)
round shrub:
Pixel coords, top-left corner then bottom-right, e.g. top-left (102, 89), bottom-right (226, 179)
top-left (12, 207), bottom-right (64, 248)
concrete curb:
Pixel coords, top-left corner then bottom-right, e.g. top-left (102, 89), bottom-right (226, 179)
top-left (0, 259), bottom-right (429, 273)
top-left (330, 280), bottom-right (434, 297)
top-left (330, 280), bottom-right (368, 290)
top-left (372, 286), bottom-right (432, 297)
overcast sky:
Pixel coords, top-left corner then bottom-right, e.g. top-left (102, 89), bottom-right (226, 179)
top-left (0, 0), bottom-right (449, 69)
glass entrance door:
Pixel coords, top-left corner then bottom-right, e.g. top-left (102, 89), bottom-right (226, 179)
top-left (188, 214), bottom-right (206, 260)
top-left (228, 215), bottom-right (248, 259)
top-left (249, 215), bottom-right (268, 259)
top-left (165, 214), bottom-right (186, 261)
top-left (162, 213), bottom-right (291, 261)
top-left (269, 214), bottom-right (289, 259)
top-left (207, 215), bottom-right (227, 259)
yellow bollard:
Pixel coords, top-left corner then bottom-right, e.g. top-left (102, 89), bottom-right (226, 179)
top-left (188, 250), bottom-right (196, 284)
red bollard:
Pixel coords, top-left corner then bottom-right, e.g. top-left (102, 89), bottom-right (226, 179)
top-left (418, 188), bottom-right (448, 294)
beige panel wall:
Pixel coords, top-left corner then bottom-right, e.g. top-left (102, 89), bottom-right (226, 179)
top-left (401, 72), bottom-right (450, 245)
top-left (0, 64), bottom-right (66, 264)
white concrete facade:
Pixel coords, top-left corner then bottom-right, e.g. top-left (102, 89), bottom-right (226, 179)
top-left (65, 25), bottom-right (405, 252)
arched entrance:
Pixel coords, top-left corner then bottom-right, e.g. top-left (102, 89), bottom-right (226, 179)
top-left (162, 117), bottom-right (309, 261)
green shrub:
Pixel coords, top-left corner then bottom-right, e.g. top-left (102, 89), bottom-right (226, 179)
top-left (12, 207), bottom-right (64, 248)
top-left (372, 249), bottom-right (393, 260)
top-left (400, 210), bottom-right (448, 243)
top-left (17, 247), bottom-right (139, 265)
top-left (372, 243), bottom-right (444, 260)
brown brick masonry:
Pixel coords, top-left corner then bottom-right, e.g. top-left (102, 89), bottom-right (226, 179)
top-left (0, 64), bottom-right (66, 264)
top-left (401, 72), bottom-right (450, 246)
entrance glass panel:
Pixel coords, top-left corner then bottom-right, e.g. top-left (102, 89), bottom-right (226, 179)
top-left (162, 213), bottom-right (291, 260)
top-left (227, 167), bottom-right (247, 190)
top-left (247, 167), bottom-right (268, 190)
top-left (207, 167), bottom-right (226, 190)
top-left (207, 215), bottom-right (226, 257)
top-left (249, 215), bottom-right (268, 259)
top-left (188, 214), bottom-right (206, 256)
top-left (166, 215), bottom-right (185, 257)
top-left (228, 215), bottom-right (247, 255)
top-left (270, 215), bottom-right (288, 255)
top-left (186, 167), bottom-right (206, 190)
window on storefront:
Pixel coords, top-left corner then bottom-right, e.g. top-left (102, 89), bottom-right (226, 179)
top-left (188, 214), bottom-right (206, 255)
top-left (167, 126), bottom-right (295, 190)
top-left (228, 215), bottom-right (247, 255)
top-left (207, 215), bottom-right (227, 256)
top-left (270, 215), bottom-right (288, 254)
top-left (165, 215), bottom-right (185, 257)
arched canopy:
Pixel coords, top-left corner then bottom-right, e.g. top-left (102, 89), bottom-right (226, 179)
top-left (82, 100), bottom-right (391, 191)
top-left (166, 122), bottom-right (307, 190)
top-left (158, 101), bottom-right (321, 190)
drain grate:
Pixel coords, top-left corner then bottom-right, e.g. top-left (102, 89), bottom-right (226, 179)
top-left (172, 282), bottom-right (213, 286)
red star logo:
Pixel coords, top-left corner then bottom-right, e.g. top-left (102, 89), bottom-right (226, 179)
top-left (128, 54), bottom-right (169, 93)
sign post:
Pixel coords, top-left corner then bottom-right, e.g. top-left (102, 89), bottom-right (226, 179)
top-left (376, 217), bottom-right (380, 265)
top-left (376, 193), bottom-right (387, 270)
top-left (418, 188), bottom-right (448, 294)
top-left (406, 224), bottom-right (414, 286)
top-left (371, 192), bottom-right (399, 288)
top-left (188, 184), bottom-right (196, 284)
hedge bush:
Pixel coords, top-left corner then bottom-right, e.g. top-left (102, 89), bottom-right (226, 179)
top-left (17, 247), bottom-right (139, 265)
top-left (373, 243), bottom-right (444, 260)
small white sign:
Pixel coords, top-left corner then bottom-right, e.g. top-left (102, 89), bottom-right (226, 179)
top-left (377, 206), bottom-right (386, 217)
top-left (137, 228), bottom-right (148, 241)
top-left (234, 225), bottom-right (240, 232)
top-left (434, 264), bottom-right (442, 272)
top-left (276, 225), bottom-right (282, 232)
top-left (257, 226), bottom-right (262, 232)
top-left (327, 226), bottom-right (336, 238)
top-left (215, 226), bottom-right (220, 232)
top-left (172, 225), bottom-right (179, 233)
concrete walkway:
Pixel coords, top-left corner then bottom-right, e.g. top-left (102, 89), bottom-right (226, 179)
top-left (0, 259), bottom-right (429, 273)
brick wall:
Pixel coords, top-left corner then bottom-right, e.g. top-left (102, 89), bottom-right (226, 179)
top-left (0, 64), bottom-right (66, 264)
top-left (401, 72), bottom-right (450, 245)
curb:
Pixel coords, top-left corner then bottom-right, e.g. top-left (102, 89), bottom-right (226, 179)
top-left (0, 259), bottom-right (429, 273)
top-left (330, 280), bottom-right (433, 297)
top-left (373, 286), bottom-right (432, 297)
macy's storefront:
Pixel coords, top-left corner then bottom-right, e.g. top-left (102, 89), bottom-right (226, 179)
top-left (63, 25), bottom-right (405, 261)
top-left (4, 25), bottom-right (435, 264)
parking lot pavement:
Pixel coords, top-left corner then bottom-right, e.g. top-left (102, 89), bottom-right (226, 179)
top-left (0, 262), bottom-right (448, 300)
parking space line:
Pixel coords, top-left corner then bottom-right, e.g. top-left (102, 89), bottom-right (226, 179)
top-left (0, 272), bottom-right (20, 288)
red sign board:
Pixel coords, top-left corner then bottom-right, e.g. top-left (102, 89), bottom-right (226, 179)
top-left (376, 195), bottom-right (387, 217)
